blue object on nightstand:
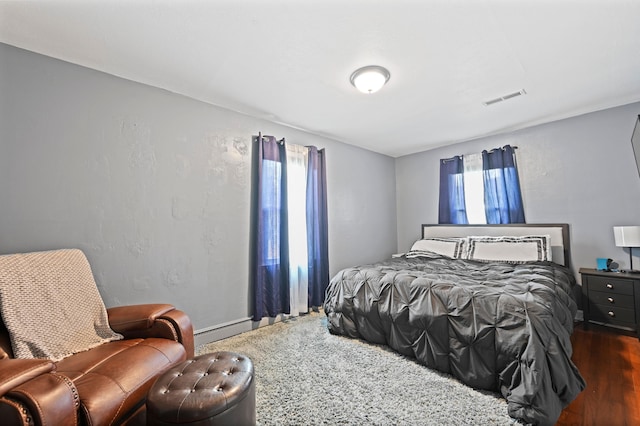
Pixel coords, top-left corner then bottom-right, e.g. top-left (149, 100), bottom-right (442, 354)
top-left (596, 258), bottom-right (609, 271)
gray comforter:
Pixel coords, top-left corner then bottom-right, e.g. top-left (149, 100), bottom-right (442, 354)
top-left (323, 254), bottom-right (586, 425)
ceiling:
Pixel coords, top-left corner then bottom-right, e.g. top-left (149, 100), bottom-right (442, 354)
top-left (1, 0), bottom-right (639, 157)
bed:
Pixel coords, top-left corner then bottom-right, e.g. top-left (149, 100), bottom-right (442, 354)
top-left (323, 223), bottom-right (586, 426)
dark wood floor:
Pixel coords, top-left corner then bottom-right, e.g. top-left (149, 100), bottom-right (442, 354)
top-left (556, 322), bottom-right (640, 426)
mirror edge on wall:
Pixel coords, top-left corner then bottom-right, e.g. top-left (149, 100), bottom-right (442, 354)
top-left (632, 114), bottom-right (640, 179)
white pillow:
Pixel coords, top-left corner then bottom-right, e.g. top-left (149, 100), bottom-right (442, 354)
top-left (408, 237), bottom-right (466, 259)
top-left (464, 235), bottom-right (552, 263)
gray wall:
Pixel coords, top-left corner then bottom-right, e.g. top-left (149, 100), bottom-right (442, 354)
top-left (4, 40), bottom-right (639, 336)
top-left (396, 102), bottom-right (640, 279)
top-left (0, 43), bottom-right (398, 333)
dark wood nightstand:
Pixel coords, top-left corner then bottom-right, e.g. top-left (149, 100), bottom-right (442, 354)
top-left (579, 268), bottom-right (640, 339)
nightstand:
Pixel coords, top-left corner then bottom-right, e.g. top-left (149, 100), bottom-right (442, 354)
top-left (579, 268), bottom-right (640, 339)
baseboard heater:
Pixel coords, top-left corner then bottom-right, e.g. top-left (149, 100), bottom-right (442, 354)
top-left (194, 314), bottom-right (289, 349)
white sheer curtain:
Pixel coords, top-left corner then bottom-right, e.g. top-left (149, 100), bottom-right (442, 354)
top-left (462, 153), bottom-right (487, 224)
top-left (285, 143), bottom-right (309, 316)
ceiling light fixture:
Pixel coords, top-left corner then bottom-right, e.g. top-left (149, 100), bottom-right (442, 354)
top-left (350, 65), bottom-right (390, 94)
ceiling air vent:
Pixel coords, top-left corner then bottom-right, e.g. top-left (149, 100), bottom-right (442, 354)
top-left (483, 89), bottom-right (527, 106)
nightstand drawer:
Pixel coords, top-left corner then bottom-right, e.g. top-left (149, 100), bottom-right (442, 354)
top-left (586, 276), bottom-right (634, 295)
top-left (588, 290), bottom-right (635, 309)
top-left (589, 304), bottom-right (636, 325)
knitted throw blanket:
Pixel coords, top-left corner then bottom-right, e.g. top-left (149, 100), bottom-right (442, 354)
top-left (0, 249), bottom-right (122, 361)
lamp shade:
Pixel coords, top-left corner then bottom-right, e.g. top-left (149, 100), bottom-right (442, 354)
top-left (613, 226), bottom-right (640, 247)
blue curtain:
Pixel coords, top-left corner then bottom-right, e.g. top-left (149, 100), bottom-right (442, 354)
top-left (306, 146), bottom-right (329, 308)
top-left (251, 135), bottom-right (290, 321)
top-left (438, 156), bottom-right (468, 224)
top-left (482, 145), bottom-right (525, 224)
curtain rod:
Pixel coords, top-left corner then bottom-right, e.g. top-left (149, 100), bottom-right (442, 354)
top-left (256, 132), bottom-right (324, 152)
top-left (257, 132), bottom-right (285, 145)
top-left (441, 145), bottom-right (518, 163)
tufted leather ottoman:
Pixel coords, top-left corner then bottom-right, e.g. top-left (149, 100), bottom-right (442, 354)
top-left (146, 352), bottom-right (255, 425)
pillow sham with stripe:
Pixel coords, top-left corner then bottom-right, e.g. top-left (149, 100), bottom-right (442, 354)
top-left (464, 235), bottom-right (552, 263)
top-left (407, 237), bottom-right (466, 259)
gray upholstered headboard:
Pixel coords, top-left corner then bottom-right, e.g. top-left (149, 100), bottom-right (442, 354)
top-left (421, 223), bottom-right (571, 268)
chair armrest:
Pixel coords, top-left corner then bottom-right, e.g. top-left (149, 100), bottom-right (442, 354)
top-left (0, 361), bottom-right (78, 425)
top-left (0, 359), bottom-right (55, 396)
top-left (107, 304), bottom-right (176, 332)
top-left (107, 304), bottom-right (194, 358)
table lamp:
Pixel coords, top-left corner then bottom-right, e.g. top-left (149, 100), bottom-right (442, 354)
top-left (613, 226), bottom-right (640, 273)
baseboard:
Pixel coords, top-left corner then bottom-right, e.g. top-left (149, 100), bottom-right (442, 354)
top-left (194, 313), bottom-right (288, 348)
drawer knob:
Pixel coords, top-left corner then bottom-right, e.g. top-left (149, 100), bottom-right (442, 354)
top-left (608, 311), bottom-right (615, 317)
top-left (606, 283), bottom-right (614, 289)
top-left (607, 297), bottom-right (614, 303)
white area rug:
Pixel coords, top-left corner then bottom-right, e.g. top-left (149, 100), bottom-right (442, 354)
top-left (198, 312), bottom-right (520, 426)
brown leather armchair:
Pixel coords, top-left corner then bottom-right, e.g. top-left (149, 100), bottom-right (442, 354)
top-left (0, 250), bottom-right (195, 426)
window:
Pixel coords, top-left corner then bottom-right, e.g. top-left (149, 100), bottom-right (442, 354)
top-left (261, 158), bottom-right (282, 264)
top-left (438, 145), bottom-right (524, 224)
top-left (250, 135), bottom-right (329, 321)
